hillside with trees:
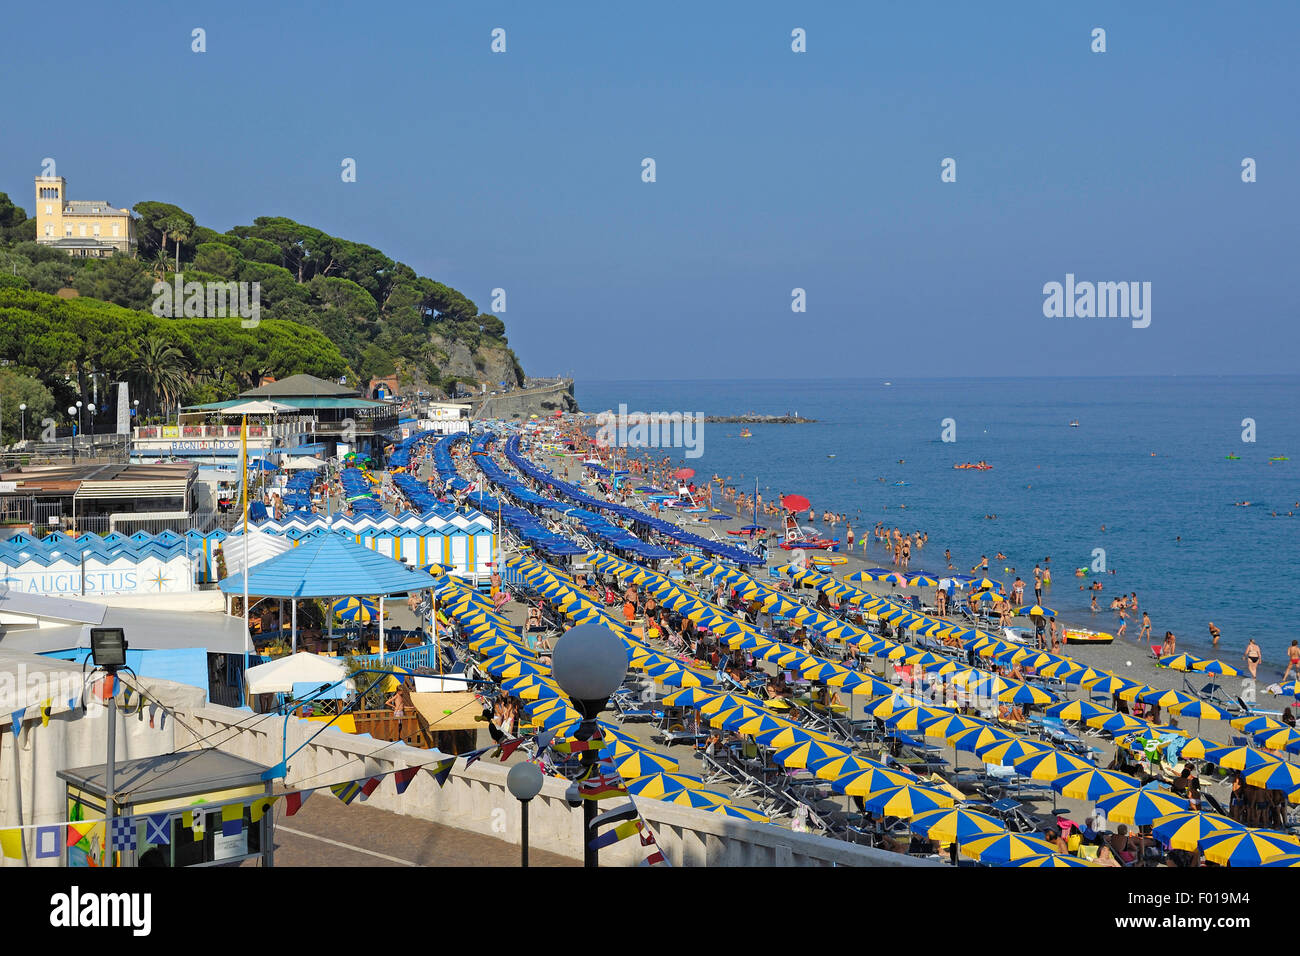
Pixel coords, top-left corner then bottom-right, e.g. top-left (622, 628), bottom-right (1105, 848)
top-left (0, 190), bottom-right (524, 442)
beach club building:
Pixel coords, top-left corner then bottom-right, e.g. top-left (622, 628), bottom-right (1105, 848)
top-left (136, 374), bottom-right (399, 465)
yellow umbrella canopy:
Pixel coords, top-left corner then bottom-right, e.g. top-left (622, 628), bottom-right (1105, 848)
top-left (960, 832), bottom-right (1057, 862)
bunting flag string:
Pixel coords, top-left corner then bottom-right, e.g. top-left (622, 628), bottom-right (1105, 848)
top-left (426, 758), bottom-right (455, 786)
top-left (393, 767), bottom-right (419, 794)
top-left (285, 790), bottom-right (313, 816)
top-left (496, 737), bottom-right (525, 760)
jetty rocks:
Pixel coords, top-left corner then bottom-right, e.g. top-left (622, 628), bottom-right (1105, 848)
top-left (704, 413), bottom-right (816, 424)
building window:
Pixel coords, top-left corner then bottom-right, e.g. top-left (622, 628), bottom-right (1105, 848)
top-left (79, 225), bottom-right (86, 236)
top-left (65, 226), bottom-right (72, 237)
top-left (45, 225), bottom-right (52, 237)
top-left (93, 224), bottom-right (100, 236)
top-left (44, 204), bottom-right (52, 215)
top-left (112, 224), bottom-right (120, 237)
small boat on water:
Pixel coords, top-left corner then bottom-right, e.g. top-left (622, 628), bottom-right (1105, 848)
top-left (778, 537), bottom-right (838, 550)
top-left (739, 428), bottom-right (752, 438)
top-left (1069, 420), bottom-right (1080, 427)
top-left (1225, 455), bottom-right (1241, 460)
top-left (1064, 628), bottom-right (1115, 646)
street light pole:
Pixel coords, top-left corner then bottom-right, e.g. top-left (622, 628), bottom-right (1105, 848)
top-left (506, 762), bottom-right (543, 867)
top-left (18, 404), bottom-right (25, 443)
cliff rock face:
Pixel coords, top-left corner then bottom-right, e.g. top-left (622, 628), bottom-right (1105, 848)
top-left (427, 333), bottom-right (523, 389)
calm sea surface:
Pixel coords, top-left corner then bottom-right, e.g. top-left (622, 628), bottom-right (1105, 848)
top-left (577, 376), bottom-right (1300, 664)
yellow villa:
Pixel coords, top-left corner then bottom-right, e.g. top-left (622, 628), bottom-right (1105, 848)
top-left (34, 175), bottom-right (136, 258)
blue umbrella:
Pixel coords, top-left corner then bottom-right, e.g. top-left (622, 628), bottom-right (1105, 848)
top-left (706, 513), bottom-right (732, 521)
top-left (248, 458), bottom-right (278, 471)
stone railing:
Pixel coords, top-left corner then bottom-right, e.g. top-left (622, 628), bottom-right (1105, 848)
top-left (175, 702), bottom-right (938, 867)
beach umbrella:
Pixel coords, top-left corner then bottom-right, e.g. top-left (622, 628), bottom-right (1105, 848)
top-left (656, 668), bottom-right (708, 689)
top-left (1260, 854), bottom-right (1300, 867)
top-left (1160, 653), bottom-right (1206, 672)
top-left (662, 788), bottom-right (731, 809)
top-left (1172, 698), bottom-right (1227, 733)
top-left (661, 687), bottom-right (718, 708)
top-left (1203, 745), bottom-right (1282, 774)
top-left (611, 749), bottom-right (680, 777)
top-left (801, 660), bottom-right (850, 682)
top-left (698, 692), bottom-right (766, 716)
top-left (950, 724), bottom-right (1014, 755)
top-left (332, 596), bottom-right (378, 622)
top-left (754, 725), bottom-right (825, 749)
top-left (1253, 726), bottom-right (1300, 753)
top-left (960, 832), bottom-right (1056, 863)
top-left (1083, 673), bottom-right (1141, 696)
top-left (1193, 659), bottom-right (1240, 677)
top-left (834, 766), bottom-right (921, 796)
top-left (1038, 658), bottom-right (1088, 683)
top-left (1087, 712), bottom-right (1148, 736)
top-left (1151, 811), bottom-right (1244, 851)
top-left (1245, 761), bottom-right (1300, 795)
top-left (1000, 854), bottom-right (1096, 868)
top-left (908, 575), bottom-right (940, 587)
top-left (709, 804), bottom-right (770, 822)
top-left (484, 656), bottom-right (550, 680)
top-left (781, 494), bottom-right (811, 512)
top-left (976, 738), bottom-right (1051, 767)
top-left (1051, 767), bottom-right (1142, 801)
top-left (811, 753), bottom-right (890, 780)
top-left (922, 713), bottom-right (985, 742)
top-left (1095, 788), bottom-right (1191, 825)
top-left (910, 807), bottom-right (1004, 843)
top-left (999, 683), bottom-right (1056, 706)
top-left (730, 712), bottom-right (790, 737)
top-left (772, 739), bottom-right (852, 769)
top-left (625, 772), bottom-right (704, 799)
top-left (1011, 749), bottom-right (1091, 781)
top-left (827, 671), bottom-right (891, 695)
top-left (859, 785), bottom-right (956, 818)
top-left (1138, 688), bottom-right (1196, 709)
top-left (1017, 604), bottom-right (1056, 618)
top-left (883, 706), bottom-right (952, 733)
top-left (1047, 699), bottom-right (1112, 722)
top-left (1231, 715), bottom-right (1285, 734)
top-left (1200, 829), bottom-right (1300, 867)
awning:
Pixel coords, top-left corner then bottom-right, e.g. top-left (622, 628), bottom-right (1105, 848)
top-left (245, 652), bottom-right (353, 695)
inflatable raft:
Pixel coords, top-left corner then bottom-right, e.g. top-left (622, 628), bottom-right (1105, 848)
top-left (1064, 628), bottom-right (1115, 646)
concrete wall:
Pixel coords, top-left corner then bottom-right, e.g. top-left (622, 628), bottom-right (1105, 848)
top-left (473, 381), bottom-right (578, 421)
top-left (177, 703), bottom-right (937, 867)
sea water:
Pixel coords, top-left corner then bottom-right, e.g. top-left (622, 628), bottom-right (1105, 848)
top-left (578, 376), bottom-right (1300, 664)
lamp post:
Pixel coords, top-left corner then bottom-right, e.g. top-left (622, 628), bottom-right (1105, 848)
top-left (18, 403), bottom-right (25, 444)
top-left (506, 761), bottom-right (544, 867)
top-left (90, 627), bottom-right (128, 864)
top-left (87, 403), bottom-right (96, 439)
top-left (550, 622), bottom-right (628, 868)
top-left (67, 406), bottom-right (78, 463)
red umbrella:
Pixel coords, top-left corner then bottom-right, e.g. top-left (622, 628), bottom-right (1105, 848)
top-left (782, 494), bottom-right (810, 512)
top-left (674, 468), bottom-right (695, 480)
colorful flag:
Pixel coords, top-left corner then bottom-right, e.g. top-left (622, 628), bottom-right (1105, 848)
top-left (285, 790), bottom-right (313, 816)
top-left (360, 775), bottom-right (383, 800)
top-left (9, 710), bottom-right (22, 738)
top-left (40, 699), bottom-right (52, 727)
top-left (0, 827), bottom-right (23, 859)
top-left (35, 825), bottom-right (62, 859)
top-left (552, 733), bottom-right (606, 753)
top-left (331, 781), bottom-right (364, 805)
top-left (588, 818), bottom-right (644, 851)
top-left (250, 797), bottom-right (278, 823)
top-left (144, 814), bottom-right (171, 845)
top-left (578, 772), bottom-right (627, 800)
top-left (497, 737), bottom-right (525, 760)
top-left (183, 809), bottom-right (206, 836)
top-left (462, 747), bottom-right (492, 768)
top-left (110, 816), bottom-right (136, 851)
top-left (393, 767), bottom-right (418, 794)
top-left (426, 759), bottom-right (455, 786)
top-left (221, 803), bottom-right (244, 836)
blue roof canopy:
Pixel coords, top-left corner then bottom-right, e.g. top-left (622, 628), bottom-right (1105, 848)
top-left (218, 534), bottom-right (442, 599)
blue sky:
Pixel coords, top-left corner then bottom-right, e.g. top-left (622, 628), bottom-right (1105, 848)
top-left (3, 1), bottom-right (1295, 379)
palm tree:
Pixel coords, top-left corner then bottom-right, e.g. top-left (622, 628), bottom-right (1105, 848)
top-left (168, 219), bottom-right (191, 272)
top-left (129, 336), bottom-right (190, 420)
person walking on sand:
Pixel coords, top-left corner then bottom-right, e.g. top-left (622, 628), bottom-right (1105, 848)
top-left (1243, 639), bottom-right (1261, 680)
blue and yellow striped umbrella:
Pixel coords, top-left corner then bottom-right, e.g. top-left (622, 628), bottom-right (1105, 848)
top-left (999, 683), bottom-right (1056, 706)
top-left (1201, 829), bottom-right (1300, 866)
top-left (332, 596), bottom-right (377, 622)
top-left (772, 739), bottom-right (852, 770)
top-left (1051, 767), bottom-right (1141, 801)
top-left (811, 753), bottom-right (885, 780)
top-left (999, 854), bottom-right (1096, 868)
top-left (661, 687), bottom-right (718, 708)
top-left (976, 737), bottom-right (1051, 767)
top-left (1253, 726), bottom-right (1300, 754)
top-left (663, 788), bottom-right (731, 809)
top-left (754, 725), bottom-right (826, 749)
top-left (625, 772), bottom-right (704, 799)
top-left (1203, 745), bottom-right (1281, 774)
top-left (1151, 811), bottom-right (1244, 851)
top-left (1245, 760), bottom-right (1300, 794)
top-left (709, 803), bottom-right (770, 822)
top-left (1095, 788), bottom-right (1191, 825)
top-left (1011, 749), bottom-right (1091, 781)
top-left (960, 832), bottom-right (1056, 863)
top-left (860, 785), bottom-right (957, 818)
top-left (1047, 699), bottom-right (1112, 722)
top-left (909, 807), bottom-right (1005, 843)
top-left (1260, 854), bottom-right (1300, 867)
top-left (834, 766), bottom-right (921, 796)
top-left (950, 724), bottom-right (1014, 755)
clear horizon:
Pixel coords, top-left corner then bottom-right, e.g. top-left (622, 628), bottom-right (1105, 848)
top-left (3, 0), bottom-right (1296, 381)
